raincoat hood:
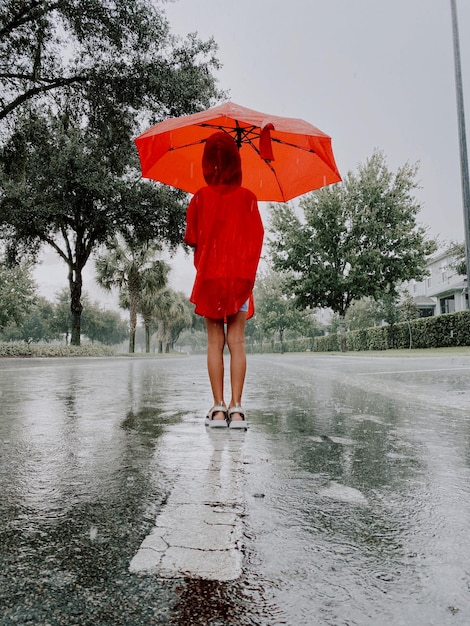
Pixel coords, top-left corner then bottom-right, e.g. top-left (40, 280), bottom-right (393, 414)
top-left (202, 132), bottom-right (242, 187)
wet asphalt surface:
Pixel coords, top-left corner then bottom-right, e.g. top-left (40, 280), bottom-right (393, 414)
top-left (1, 352), bottom-right (470, 625)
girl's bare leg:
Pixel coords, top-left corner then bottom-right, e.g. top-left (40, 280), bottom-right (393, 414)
top-left (205, 317), bottom-right (226, 420)
top-left (226, 311), bottom-right (247, 420)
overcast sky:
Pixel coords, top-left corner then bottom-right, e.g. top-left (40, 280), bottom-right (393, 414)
top-left (34, 0), bottom-right (470, 305)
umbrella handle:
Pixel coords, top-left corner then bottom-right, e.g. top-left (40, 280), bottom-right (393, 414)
top-left (235, 126), bottom-right (243, 149)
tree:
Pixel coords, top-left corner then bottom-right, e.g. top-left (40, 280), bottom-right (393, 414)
top-left (175, 328), bottom-right (207, 353)
top-left (166, 292), bottom-right (193, 350)
top-left (255, 270), bottom-right (310, 352)
top-left (376, 291), bottom-right (401, 327)
top-left (139, 290), bottom-right (160, 354)
top-left (399, 291), bottom-right (419, 349)
top-left (53, 288), bottom-right (73, 344)
top-left (0, 2), bottom-right (221, 345)
top-left (245, 316), bottom-right (262, 353)
top-left (174, 301), bottom-right (206, 353)
top-left (0, 258), bottom-right (37, 335)
top-left (95, 234), bottom-right (169, 353)
top-left (138, 285), bottom-right (181, 354)
top-left (269, 150), bottom-right (437, 322)
top-left (399, 291), bottom-right (420, 322)
top-left (20, 297), bottom-right (57, 342)
top-left (0, 1), bottom-right (221, 123)
top-left (344, 297), bottom-right (383, 331)
top-left (1, 112), bottom-right (192, 345)
top-left (152, 289), bottom-right (192, 353)
top-left (447, 241), bottom-right (467, 276)
top-left (81, 303), bottom-right (128, 346)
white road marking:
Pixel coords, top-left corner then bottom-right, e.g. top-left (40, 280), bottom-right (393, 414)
top-left (129, 423), bottom-right (245, 581)
top-left (357, 367), bottom-right (470, 376)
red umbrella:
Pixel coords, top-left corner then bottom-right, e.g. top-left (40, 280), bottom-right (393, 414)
top-left (135, 101), bottom-right (341, 202)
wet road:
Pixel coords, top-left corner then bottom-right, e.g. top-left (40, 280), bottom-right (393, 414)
top-left (1, 352), bottom-right (470, 625)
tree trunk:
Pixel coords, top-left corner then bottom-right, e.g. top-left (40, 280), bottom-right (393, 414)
top-left (145, 322), bottom-right (150, 353)
top-left (69, 267), bottom-right (83, 346)
top-left (157, 319), bottom-right (164, 353)
top-left (129, 314), bottom-right (136, 353)
top-left (128, 293), bottom-right (138, 354)
top-left (338, 314), bottom-right (347, 352)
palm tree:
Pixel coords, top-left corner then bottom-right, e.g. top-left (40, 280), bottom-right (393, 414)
top-left (139, 286), bottom-right (166, 354)
top-left (95, 234), bottom-right (169, 353)
top-left (153, 289), bottom-right (192, 353)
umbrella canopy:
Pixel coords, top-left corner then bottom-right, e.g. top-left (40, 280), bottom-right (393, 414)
top-left (134, 101), bottom-right (341, 202)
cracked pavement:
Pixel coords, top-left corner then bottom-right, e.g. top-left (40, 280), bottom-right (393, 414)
top-left (129, 427), bottom-right (245, 580)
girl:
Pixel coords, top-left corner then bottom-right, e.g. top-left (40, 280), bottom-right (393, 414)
top-left (184, 132), bottom-right (264, 428)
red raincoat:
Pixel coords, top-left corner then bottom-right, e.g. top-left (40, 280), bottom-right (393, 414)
top-left (184, 132), bottom-right (264, 320)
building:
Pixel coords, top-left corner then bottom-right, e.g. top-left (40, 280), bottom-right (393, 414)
top-left (404, 248), bottom-right (468, 317)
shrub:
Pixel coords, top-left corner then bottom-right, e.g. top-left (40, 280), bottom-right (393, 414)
top-left (0, 342), bottom-right (116, 358)
top-left (313, 310), bottom-right (470, 352)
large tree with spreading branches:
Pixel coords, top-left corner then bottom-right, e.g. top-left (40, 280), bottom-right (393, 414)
top-left (0, 0), bottom-right (221, 123)
top-left (0, 0), bottom-right (222, 344)
top-left (269, 151), bottom-right (437, 347)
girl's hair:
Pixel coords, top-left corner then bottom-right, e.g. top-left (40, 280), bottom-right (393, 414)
top-left (202, 132), bottom-right (242, 186)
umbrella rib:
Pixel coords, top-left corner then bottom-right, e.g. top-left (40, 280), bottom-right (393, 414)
top-left (157, 122), bottom-right (319, 202)
top-left (201, 124), bottom-right (317, 156)
top-left (265, 160), bottom-right (288, 202)
top-left (166, 135), bottom-right (316, 157)
top-left (240, 135), bottom-right (287, 201)
top-left (165, 124), bottom-right (315, 155)
top-left (167, 124), bottom-right (261, 152)
top-left (198, 122), bottom-right (260, 146)
top-left (168, 139), bottom-right (206, 151)
top-left (271, 137), bottom-right (316, 155)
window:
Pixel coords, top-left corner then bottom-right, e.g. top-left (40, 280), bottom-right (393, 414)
top-left (440, 295), bottom-right (455, 314)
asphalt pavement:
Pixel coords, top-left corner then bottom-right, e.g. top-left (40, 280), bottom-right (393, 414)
top-left (1, 351), bottom-right (470, 625)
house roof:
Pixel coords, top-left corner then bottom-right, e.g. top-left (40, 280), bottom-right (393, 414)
top-left (413, 296), bottom-right (436, 307)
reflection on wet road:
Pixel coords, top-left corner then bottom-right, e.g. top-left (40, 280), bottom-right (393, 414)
top-left (130, 427), bottom-right (245, 581)
top-left (1, 353), bottom-right (470, 625)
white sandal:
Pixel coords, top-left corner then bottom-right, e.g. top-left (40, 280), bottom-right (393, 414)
top-left (205, 404), bottom-right (228, 427)
top-left (228, 404), bottom-right (248, 430)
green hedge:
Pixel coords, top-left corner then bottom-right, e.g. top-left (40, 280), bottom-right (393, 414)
top-left (0, 342), bottom-right (117, 358)
top-left (248, 337), bottom-right (314, 354)
top-left (314, 310), bottom-right (470, 352)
